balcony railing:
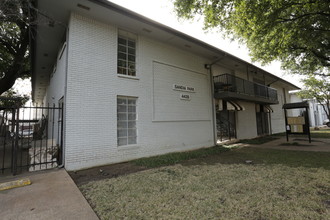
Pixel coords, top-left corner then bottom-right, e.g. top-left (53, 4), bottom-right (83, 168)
top-left (213, 74), bottom-right (278, 104)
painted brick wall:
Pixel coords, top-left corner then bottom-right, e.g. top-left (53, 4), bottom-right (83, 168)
top-left (42, 39), bottom-right (67, 144)
top-left (235, 101), bottom-right (258, 139)
top-left (65, 13), bottom-right (214, 170)
top-left (44, 42), bottom-right (67, 106)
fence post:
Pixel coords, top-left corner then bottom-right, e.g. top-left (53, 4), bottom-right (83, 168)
top-left (13, 108), bottom-right (20, 175)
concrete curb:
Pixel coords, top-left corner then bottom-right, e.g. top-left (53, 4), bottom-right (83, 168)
top-left (0, 178), bottom-right (31, 191)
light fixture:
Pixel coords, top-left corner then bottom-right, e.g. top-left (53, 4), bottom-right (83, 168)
top-left (77, 4), bottom-right (90, 11)
top-left (48, 21), bottom-right (55, 27)
top-left (142, 28), bottom-right (152, 33)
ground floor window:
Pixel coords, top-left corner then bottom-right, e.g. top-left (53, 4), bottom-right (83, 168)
top-left (117, 96), bottom-right (137, 146)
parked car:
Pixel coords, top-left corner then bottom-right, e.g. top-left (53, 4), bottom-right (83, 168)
top-left (18, 129), bottom-right (34, 138)
top-left (323, 119), bottom-right (330, 127)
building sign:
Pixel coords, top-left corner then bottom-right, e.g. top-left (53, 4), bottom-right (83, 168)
top-left (173, 84), bottom-right (195, 93)
top-left (180, 93), bottom-right (190, 101)
top-left (286, 116), bottom-right (305, 133)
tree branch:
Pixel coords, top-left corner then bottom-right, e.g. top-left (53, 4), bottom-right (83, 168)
top-left (277, 12), bottom-right (330, 23)
top-left (0, 37), bottom-right (17, 54)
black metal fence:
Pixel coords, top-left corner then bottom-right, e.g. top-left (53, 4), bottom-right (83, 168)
top-left (216, 110), bottom-right (236, 142)
top-left (214, 74), bottom-right (278, 102)
top-left (0, 105), bottom-right (63, 175)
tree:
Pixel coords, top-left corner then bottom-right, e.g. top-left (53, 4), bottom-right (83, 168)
top-left (0, 88), bottom-right (29, 109)
top-left (173, 0), bottom-right (330, 76)
top-left (298, 76), bottom-right (330, 126)
top-left (0, 0), bottom-right (31, 95)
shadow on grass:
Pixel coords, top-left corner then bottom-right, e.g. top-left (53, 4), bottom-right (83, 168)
top-left (132, 146), bottom-right (229, 168)
top-left (279, 142), bottom-right (314, 147)
top-left (239, 136), bottom-right (278, 145)
top-left (194, 147), bottom-right (330, 170)
top-left (132, 146), bottom-right (330, 170)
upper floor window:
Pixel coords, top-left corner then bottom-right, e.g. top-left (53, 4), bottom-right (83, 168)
top-left (117, 30), bottom-right (136, 76)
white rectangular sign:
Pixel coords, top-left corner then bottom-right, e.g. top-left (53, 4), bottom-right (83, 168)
top-left (173, 84), bottom-right (195, 93)
top-left (180, 93), bottom-right (191, 101)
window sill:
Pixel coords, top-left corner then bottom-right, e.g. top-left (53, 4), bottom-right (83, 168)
top-left (117, 144), bottom-right (140, 151)
top-left (117, 74), bottom-right (140, 80)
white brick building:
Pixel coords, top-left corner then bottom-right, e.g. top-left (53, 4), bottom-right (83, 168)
top-left (32, 0), bottom-right (299, 170)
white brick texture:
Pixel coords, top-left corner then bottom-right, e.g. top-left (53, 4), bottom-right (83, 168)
top-left (64, 13), bottom-right (214, 170)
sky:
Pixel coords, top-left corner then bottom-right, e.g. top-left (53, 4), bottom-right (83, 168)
top-left (13, 0), bottom-right (303, 97)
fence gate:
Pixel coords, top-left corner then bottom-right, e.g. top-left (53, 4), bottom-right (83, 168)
top-left (0, 105), bottom-right (63, 175)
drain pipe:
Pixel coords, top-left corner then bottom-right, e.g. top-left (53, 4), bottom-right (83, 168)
top-left (205, 56), bottom-right (226, 145)
top-left (206, 64), bottom-right (216, 146)
top-left (205, 64), bottom-right (218, 145)
top-left (58, 26), bottom-right (70, 169)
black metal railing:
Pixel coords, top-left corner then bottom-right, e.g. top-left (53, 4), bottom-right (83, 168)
top-left (0, 104), bottom-right (63, 175)
top-left (214, 74), bottom-right (278, 102)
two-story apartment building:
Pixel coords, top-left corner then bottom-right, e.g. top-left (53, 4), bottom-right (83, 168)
top-left (31, 0), bottom-right (299, 170)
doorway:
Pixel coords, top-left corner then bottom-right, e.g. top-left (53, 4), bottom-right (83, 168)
top-left (256, 104), bottom-right (271, 136)
top-left (216, 100), bottom-right (237, 143)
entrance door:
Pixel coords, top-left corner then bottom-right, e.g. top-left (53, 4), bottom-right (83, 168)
top-left (216, 110), bottom-right (236, 142)
top-left (216, 101), bottom-right (237, 143)
top-left (256, 104), bottom-right (270, 136)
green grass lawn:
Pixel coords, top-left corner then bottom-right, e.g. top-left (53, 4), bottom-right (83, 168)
top-left (270, 128), bottom-right (330, 139)
top-left (311, 128), bottom-right (330, 138)
top-left (80, 147), bottom-right (330, 219)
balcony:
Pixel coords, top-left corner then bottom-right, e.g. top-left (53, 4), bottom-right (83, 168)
top-left (214, 74), bottom-right (278, 104)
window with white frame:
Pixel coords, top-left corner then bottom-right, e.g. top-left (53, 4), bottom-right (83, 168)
top-left (117, 30), bottom-right (136, 76)
top-left (117, 96), bottom-right (137, 146)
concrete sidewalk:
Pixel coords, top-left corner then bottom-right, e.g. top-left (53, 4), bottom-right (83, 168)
top-left (0, 169), bottom-right (99, 220)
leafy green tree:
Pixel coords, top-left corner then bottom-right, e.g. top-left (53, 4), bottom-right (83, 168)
top-left (0, 0), bottom-right (31, 95)
top-left (173, 0), bottom-right (330, 76)
top-left (298, 76), bottom-right (330, 125)
top-left (0, 88), bottom-right (29, 109)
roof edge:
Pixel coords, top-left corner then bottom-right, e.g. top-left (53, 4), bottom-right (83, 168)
top-left (89, 0), bottom-right (300, 90)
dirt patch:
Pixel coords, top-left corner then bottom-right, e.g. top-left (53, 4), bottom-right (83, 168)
top-left (69, 150), bottom-right (250, 186)
top-left (69, 162), bottom-right (148, 186)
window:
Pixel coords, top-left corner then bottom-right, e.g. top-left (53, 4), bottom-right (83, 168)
top-left (117, 96), bottom-right (137, 146)
top-left (117, 31), bottom-right (136, 76)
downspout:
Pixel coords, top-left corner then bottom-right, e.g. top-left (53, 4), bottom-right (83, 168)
top-left (207, 64), bottom-right (217, 146)
top-left (206, 56), bottom-right (226, 145)
top-left (58, 26), bottom-right (70, 168)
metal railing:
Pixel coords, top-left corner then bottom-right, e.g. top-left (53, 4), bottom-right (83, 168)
top-left (214, 74), bottom-right (278, 102)
top-left (0, 104), bottom-right (63, 175)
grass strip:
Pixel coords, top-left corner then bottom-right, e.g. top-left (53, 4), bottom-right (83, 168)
top-left (132, 146), bottom-right (229, 168)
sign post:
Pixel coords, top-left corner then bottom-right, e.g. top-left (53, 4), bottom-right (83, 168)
top-left (283, 101), bottom-right (311, 143)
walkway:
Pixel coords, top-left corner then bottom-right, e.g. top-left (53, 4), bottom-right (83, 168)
top-left (0, 169), bottom-right (99, 220)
